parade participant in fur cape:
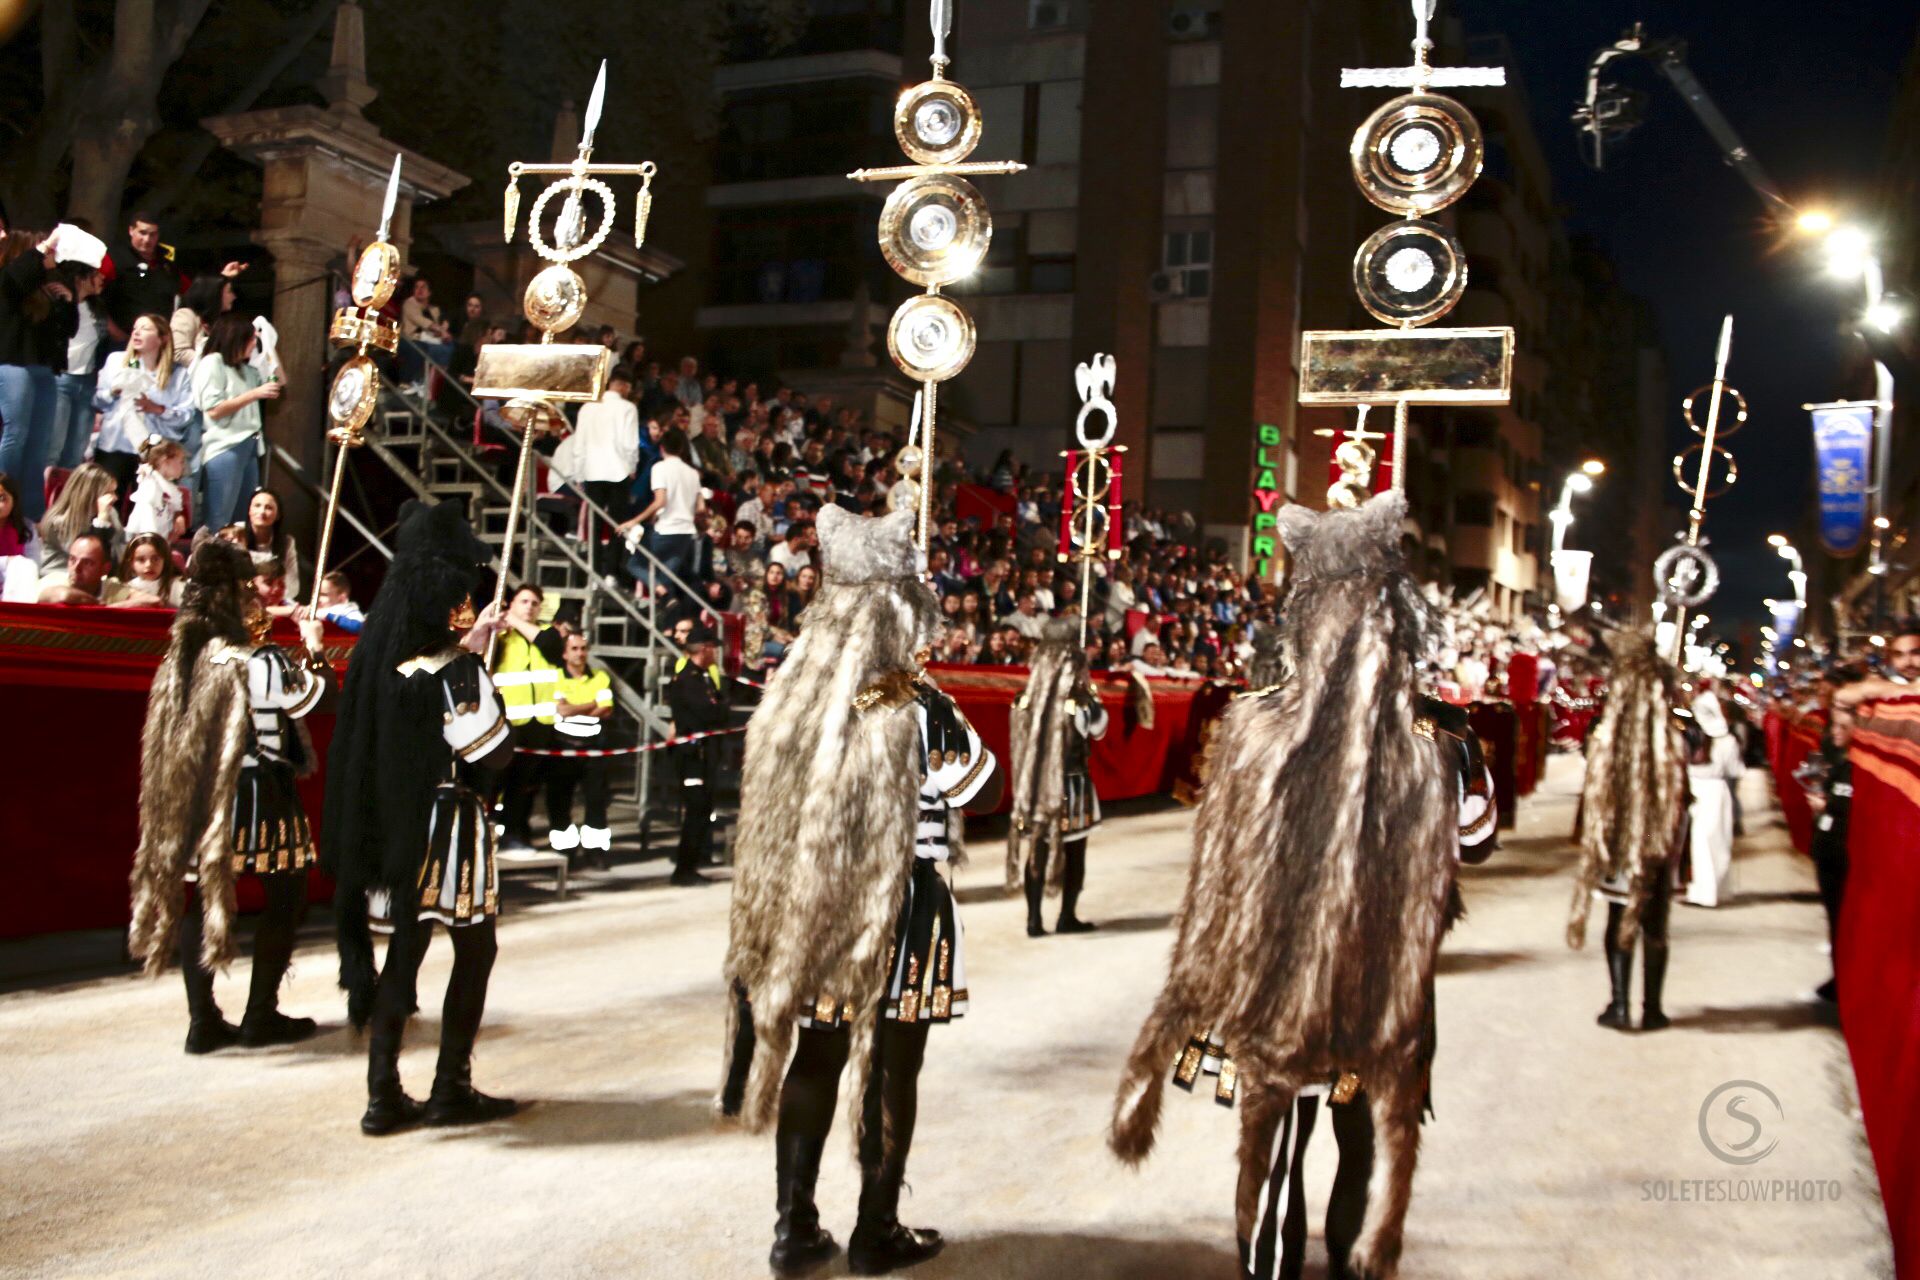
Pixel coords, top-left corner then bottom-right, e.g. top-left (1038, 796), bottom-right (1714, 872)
top-left (1566, 628), bottom-right (1689, 1032)
top-left (1109, 492), bottom-right (1493, 1280)
top-left (1008, 614), bottom-right (1109, 936)
top-left (717, 503), bottom-right (1003, 1278)
top-left (321, 500), bottom-right (517, 1137)
top-left (128, 533), bottom-right (332, 1054)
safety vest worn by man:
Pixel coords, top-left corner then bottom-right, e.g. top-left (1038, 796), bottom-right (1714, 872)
top-left (494, 629), bottom-right (561, 726)
top-left (553, 667), bottom-right (614, 738)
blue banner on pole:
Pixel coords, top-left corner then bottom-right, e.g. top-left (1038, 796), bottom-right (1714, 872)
top-left (1810, 403), bottom-right (1874, 556)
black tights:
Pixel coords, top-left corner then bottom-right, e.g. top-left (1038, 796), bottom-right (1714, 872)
top-left (177, 872), bottom-right (306, 1026)
top-left (1023, 836), bottom-right (1089, 927)
top-left (778, 1019), bottom-right (932, 1187)
top-left (365, 917), bottom-right (499, 1088)
top-left (1241, 1093), bottom-right (1375, 1280)
top-left (1601, 880), bottom-right (1672, 1009)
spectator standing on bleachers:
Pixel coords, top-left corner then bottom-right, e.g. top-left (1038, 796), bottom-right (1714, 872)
top-left (98, 212), bottom-right (183, 343)
top-left (168, 262), bottom-right (244, 364)
top-left (240, 489), bottom-right (302, 603)
top-left (550, 363), bottom-right (640, 568)
top-left (0, 230), bottom-right (82, 521)
top-left (546, 631), bottom-right (616, 867)
top-left (48, 264), bottom-right (105, 473)
top-left (618, 426), bottom-right (704, 591)
top-left (191, 313), bottom-right (280, 530)
top-left (664, 621), bottom-right (728, 886)
top-left (93, 313), bottom-right (193, 498)
top-left (398, 277), bottom-right (455, 394)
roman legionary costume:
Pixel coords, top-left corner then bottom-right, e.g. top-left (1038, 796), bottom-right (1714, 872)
top-left (1008, 616), bottom-right (1109, 936)
top-left (664, 626), bottom-right (730, 885)
top-left (1109, 493), bottom-right (1492, 1280)
top-left (129, 536), bottom-right (330, 1053)
top-left (718, 504), bottom-right (1001, 1278)
top-left (322, 501), bottom-right (519, 1136)
top-left (1567, 629), bottom-right (1689, 1033)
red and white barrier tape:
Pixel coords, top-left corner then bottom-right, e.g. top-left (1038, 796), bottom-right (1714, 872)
top-left (515, 725), bottom-right (747, 758)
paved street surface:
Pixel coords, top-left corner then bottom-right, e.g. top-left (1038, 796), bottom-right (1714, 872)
top-left (0, 757), bottom-right (1892, 1279)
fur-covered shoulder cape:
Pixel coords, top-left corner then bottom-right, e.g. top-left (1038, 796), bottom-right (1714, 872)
top-left (719, 505), bottom-right (937, 1138)
top-left (1111, 493), bottom-right (1457, 1162)
top-left (128, 638), bottom-right (250, 975)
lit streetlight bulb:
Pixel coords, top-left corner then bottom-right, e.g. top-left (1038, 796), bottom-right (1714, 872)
top-left (1580, 459), bottom-right (1606, 476)
top-left (1826, 226), bottom-right (1874, 279)
top-left (1767, 533), bottom-right (1788, 548)
top-left (1796, 209), bottom-right (1835, 235)
top-left (1866, 297), bottom-right (1906, 334)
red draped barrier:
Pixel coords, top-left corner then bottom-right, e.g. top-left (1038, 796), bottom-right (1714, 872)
top-left (0, 609), bottom-right (1227, 940)
top-left (1765, 703), bottom-right (1919, 1273)
top-left (0, 604), bottom-right (352, 940)
top-left (926, 664), bottom-right (1211, 812)
top-left (1766, 707), bottom-right (1825, 856)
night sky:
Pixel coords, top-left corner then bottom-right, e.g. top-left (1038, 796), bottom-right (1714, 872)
top-left (1455, 0), bottom-right (1918, 639)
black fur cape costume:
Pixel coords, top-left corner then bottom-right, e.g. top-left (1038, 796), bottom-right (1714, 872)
top-left (128, 536), bottom-right (264, 975)
top-left (1110, 493), bottom-right (1456, 1276)
top-left (718, 505), bottom-right (942, 1140)
top-left (320, 500), bottom-right (489, 1026)
top-left (1006, 615), bottom-right (1095, 890)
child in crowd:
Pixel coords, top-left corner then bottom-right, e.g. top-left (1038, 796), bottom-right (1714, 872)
top-left (125, 435), bottom-right (189, 540)
top-left (252, 555), bottom-right (300, 620)
top-left (120, 532), bottom-right (183, 606)
top-left (315, 570), bottom-right (364, 632)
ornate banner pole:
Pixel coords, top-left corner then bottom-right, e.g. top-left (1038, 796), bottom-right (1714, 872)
top-left (314, 152), bottom-right (404, 613)
top-left (470, 61), bottom-right (658, 660)
top-left (1298, 0), bottom-right (1513, 505)
top-left (851, 0), bottom-right (1025, 551)
top-left (1057, 355), bottom-right (1126, 647)
top-left (1656, 314), bottom-right (1745, 662)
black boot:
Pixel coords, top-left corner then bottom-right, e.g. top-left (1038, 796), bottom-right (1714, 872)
top-left (423, 922), bottom-right (516, 1126)
top-left (239, 874), bottom-right (317, 1047)
top-left (769, 1130), bottom-right (839, 1277)
top-left (1024, 839), bottom-right (1048, 938)
top-left (179, 886), bottom-right (238, 1054)
top-left (847, 1163), bottom-right (943, 1275)
top-left (361, 1034), bottom-right (424, 1136)
top-left (423, 1060), bottom-right (520, 1127)
top-left (1596, 903), bottom-right (1633, 1031)
top-left (1056, 838), bottom-right (1096, 933)
top-left (1641, 942), bottom-right (1671, 1031)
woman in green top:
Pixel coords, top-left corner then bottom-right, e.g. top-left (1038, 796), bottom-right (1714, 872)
top-left (191, 312), bottom-right (281, 530)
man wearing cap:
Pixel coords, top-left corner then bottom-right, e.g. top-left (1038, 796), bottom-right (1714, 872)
top-left (664, 621), bottom-right (729, 885)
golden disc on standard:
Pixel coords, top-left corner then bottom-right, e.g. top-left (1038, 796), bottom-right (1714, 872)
top-left (350, 242), bottom-right (402, 310)
top-left (1350, 93), bottom-right (1483, 217)
top-left (523, 264), bottom-right (589, 336)
top-left (1351, 219), bottom-right (1468, 327)
top-left (894, 79), bottom-right (984, 165)
top-left (326, 354), bottom-right (381, 443)
top-left (887, 294), bottom-right (977, 383)
top-left (879, 175), bottom-right (992, 287)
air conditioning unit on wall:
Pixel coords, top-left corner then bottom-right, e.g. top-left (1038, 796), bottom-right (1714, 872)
top-left (1030, 0), bottom-right (1069, 31)
top-left (1166, 2), bottom-right (1218, 41)
top-left (1148, 270), bottom-right (1188, 303)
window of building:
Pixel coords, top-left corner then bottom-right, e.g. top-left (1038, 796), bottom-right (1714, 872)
top-left (710, 203), bottom-right (878, 307)
top-left (1162, 228), bottom-right (1213, 299)
top-left (1454, 492), bottom-right (1494, 526)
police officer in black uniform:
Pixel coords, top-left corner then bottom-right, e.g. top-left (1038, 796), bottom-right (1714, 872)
top-left (664, 622), bottom-right (729, 886)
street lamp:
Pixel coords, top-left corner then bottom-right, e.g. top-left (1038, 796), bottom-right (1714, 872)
top-left (1549, 460), bottom-right (1606, 556)
top-left (1799, 216), bottom-right (1899, 619)
top-left (1768, 534), bottom-right (1808, 609)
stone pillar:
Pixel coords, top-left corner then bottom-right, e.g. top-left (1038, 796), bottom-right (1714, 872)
top-left (255, 230), bottom-right (345, 533)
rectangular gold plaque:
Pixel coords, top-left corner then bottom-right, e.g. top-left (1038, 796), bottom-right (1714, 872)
top-left (1299, 327), bottom-right (1514, 406)
top-left (472, 343), bottom-right (612, 404)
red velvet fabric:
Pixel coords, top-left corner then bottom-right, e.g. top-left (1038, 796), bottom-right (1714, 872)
top-left (1766, 707), bottom-right (1824, 856)
top-left (1832, 700), bottom-right (1920, 1276)
top-left (0, 604), bottom-right (349, 939)
top-left (0, 614), bottom-right (1224, 940)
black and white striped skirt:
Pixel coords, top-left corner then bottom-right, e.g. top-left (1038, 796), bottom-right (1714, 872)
top-left (799, 856), bottom-right (969, 1030)
top-left (370, 783), bottom-right (497, 931)
top-left (228, 761), bottom-right (316, 876)
top-left (1061, 770), bottom-right (1100, 840)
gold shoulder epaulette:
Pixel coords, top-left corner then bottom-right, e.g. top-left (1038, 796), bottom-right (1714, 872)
top-left (853, 670), bottom-right (918, 712)
top-left (397, 645), bottom-right (463, 678)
